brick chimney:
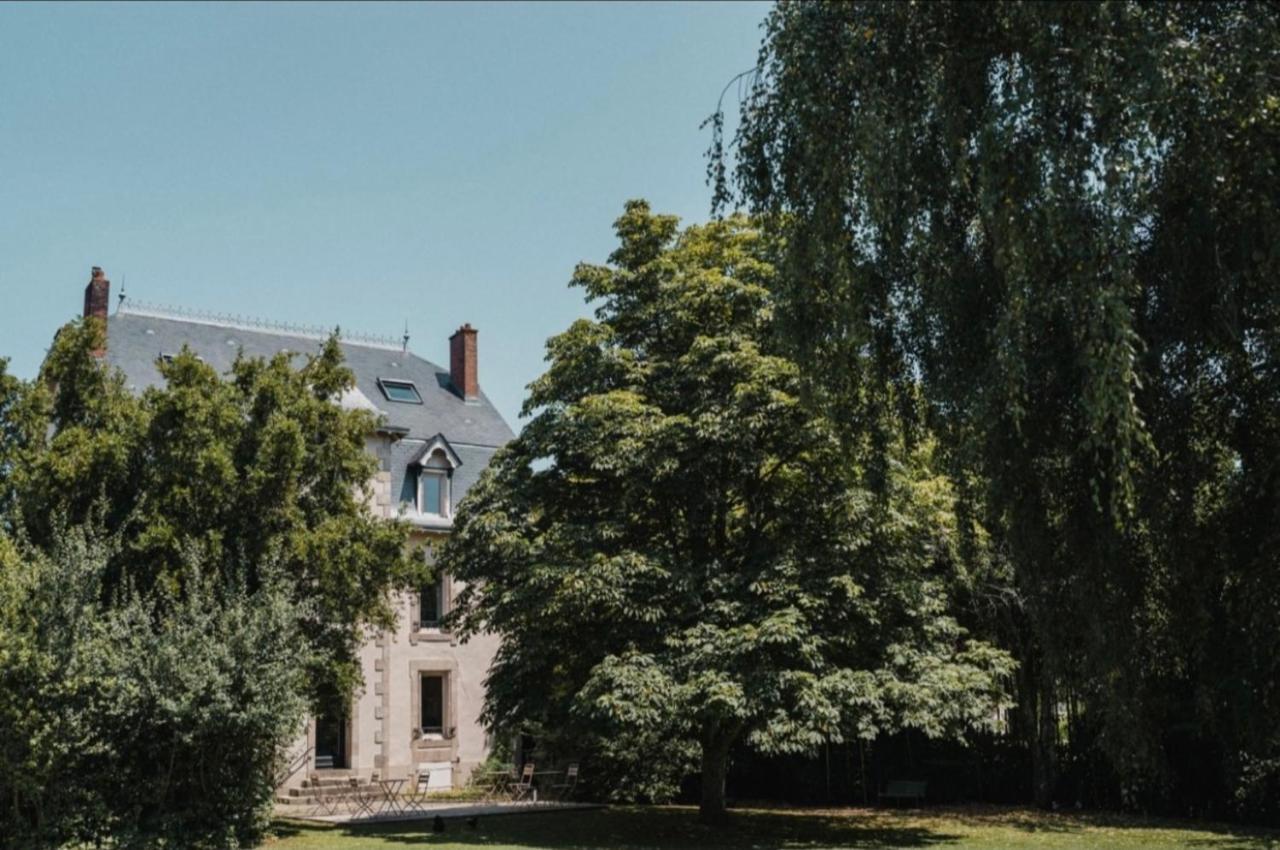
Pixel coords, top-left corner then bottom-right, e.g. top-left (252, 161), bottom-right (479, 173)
top-left (84, 266), bottom-right (110, 322)
top-left (449, 324), bottom-right (479, 401)
top-left (83, 266), bottom-right (110, 357)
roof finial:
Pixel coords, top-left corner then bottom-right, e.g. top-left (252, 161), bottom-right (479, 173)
top-left (117, 274), bottom-right (127, 311)
top-left (402, 320), bottom-right (410, 353)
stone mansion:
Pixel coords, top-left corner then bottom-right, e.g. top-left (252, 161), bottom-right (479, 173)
top-left (75, 267), bottom-right (514, 795)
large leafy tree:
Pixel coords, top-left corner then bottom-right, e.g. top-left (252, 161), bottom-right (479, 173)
top-left (717, 0), bottom-right (1280, 816)
top-left (2, 317), bottom-right (423, 707)
top-left (442, 201), bottom-right (1012, 820)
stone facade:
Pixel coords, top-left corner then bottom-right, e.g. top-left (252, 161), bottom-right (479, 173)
top-left (279, 422), bottom-right (506, 792)
top-left (278, 433), bottom-right (502, 790)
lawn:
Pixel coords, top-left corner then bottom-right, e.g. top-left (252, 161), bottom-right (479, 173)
top-left (263, 805), bottom-right (1280, 850)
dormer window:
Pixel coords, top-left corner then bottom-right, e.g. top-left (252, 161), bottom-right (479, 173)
top-left (407, 433), bottom-right (463, 520)
top-left (378, 378), bottom-right (423, 404)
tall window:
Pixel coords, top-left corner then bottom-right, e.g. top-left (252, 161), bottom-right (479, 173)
top-left (421, 674), bottom-right (445, 735)
top-left (420, 581), bottom-right (443, 628)
top-left (420, 471), bottom-right (446, 516)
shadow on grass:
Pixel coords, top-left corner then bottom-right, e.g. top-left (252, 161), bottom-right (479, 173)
top-left (269, 820), bottom-right (306, 841)
top-left (278, 806), bottom-right (957, 849)
top-left (1185, 834), bottom-right (1280, 850)
top-left (984, 806), bottom-right (1280, 846)
top-left (270, 805), bottom-right (1280, 850)
top-left (849, 804), bottom-right (1280, 844)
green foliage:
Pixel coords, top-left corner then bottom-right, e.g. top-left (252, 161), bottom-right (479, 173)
top-left (0, 527), bottom-right (308, 848)
top-left (0, 326), bottom-right (427, 844)
top-left (718, 0), bottom-right (1280, 819)
top-left (5, 324), bottom-right (422, 706)
top-left (441, 202), bottom-right (1012, 818)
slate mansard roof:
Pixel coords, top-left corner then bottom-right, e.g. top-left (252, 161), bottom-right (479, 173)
top-left (105, 305), bottom-right (515, 522)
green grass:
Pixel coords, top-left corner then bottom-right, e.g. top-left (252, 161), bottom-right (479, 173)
top-left (262, 804), bottom-right (1280, 850)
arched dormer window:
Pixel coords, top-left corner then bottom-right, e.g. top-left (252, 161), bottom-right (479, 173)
top-left (408, 434), bottom-right (462, 518)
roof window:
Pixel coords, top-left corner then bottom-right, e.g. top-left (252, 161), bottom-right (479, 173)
top-left (377, 378), bottom-right (423, 404)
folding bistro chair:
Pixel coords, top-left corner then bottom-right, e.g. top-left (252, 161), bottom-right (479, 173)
top-left (510, 762), bottom-right (537, 803)
top-left (308, 776), bottom-right (340, 817)
top-left (549, 763), bottom-right (579, 801)
top-left (349, 776), bottom-right (376, 818)
top-left (402, 766), bottom-right (432, 814)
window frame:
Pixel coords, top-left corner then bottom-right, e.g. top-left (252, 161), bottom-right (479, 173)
top-left (419, 673), bottom-right (447, 737)
top-left (418, 469), bottom-right (450, 518)
top-left (376, 377), bottom-right (424, 405)
top-left (419, 580), bottom-right (443, 629)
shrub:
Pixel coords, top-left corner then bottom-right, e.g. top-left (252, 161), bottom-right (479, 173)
top-left (0, 528), bottom-right (309, 848)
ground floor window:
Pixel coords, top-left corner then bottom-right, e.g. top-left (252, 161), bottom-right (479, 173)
top-left (421, 673), bottom-right (445, 735)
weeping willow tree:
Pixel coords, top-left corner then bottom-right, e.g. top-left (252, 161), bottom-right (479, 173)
top-left (713, 0), bottom-right (1280, 818)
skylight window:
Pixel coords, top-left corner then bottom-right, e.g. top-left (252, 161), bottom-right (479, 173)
top-left (378, 378), bottom-right (422, 404)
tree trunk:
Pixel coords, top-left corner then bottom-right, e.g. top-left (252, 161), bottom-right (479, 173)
top-left (699, 727), bottom-right (735, 823)
top-left (1018, 645), bottom-right (1057, 809)
top-left (1034, 672), bottom-right (1058, 809)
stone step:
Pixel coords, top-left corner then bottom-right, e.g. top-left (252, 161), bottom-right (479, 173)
top-left (276, 795), bottom-right (316, 806)
top-left (304, 776), bottom-right (374, 789)
top-left (284, 778), bottom-right (385, 799)
top-left (289, 785), bottom-right (377, 797)
top-left (276, 793), bottom-right (400, 807)
top-left (278, 791), bottom-right (369, 805)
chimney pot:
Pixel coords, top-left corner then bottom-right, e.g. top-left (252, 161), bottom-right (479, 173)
top-left (449, 324), bottom-right (479, 401)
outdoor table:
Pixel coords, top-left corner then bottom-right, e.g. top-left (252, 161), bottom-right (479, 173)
top-left (533, 770), bottom-right (562, 782)
top-left (374, 777), bottom-right (406, 816)
top-left (533, 770), bottom-right (568, 800)
top-left (475, 769), bottom-right (515, 801)
top-left (532, 769), bottom-right (562, 795)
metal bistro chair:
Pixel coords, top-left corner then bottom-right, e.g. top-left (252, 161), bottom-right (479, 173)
top-left (511, 762), bottom-right (537, 804)
top-left (308, 776), bottom-right (340, 817)
top-left (349, 775), bottom-right (376, 819)
top-left (549, 763), bottom-right (579, 801)
top-left (403, 766), bottom-right (433, 814)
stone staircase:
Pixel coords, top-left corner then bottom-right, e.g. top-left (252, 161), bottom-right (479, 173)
top-left (275, 772), bottom-right (379, 808)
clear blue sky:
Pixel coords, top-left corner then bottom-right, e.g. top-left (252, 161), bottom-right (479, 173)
top-left (0, 1), bottom-right (767, 428)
